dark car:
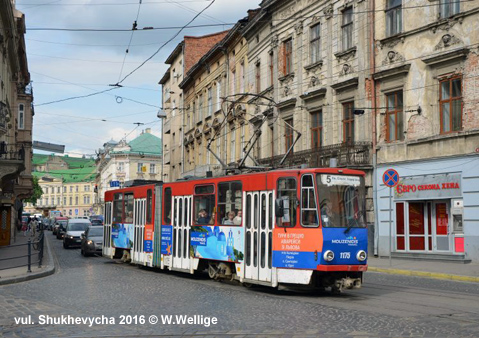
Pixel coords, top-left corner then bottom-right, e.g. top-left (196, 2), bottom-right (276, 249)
top-left (80, 226), bottom-right (103, 256)
top-left (91, 219), bottom-right (103, 226)
top-left (63, 219), bottom-right (91, 249)
top-left (55, 218), bottom-right (69, 238)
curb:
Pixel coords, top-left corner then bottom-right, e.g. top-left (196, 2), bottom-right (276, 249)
top-left (367, 267), bottom-right (479, 283)
top-left (0, 233), bottom-right (56, 286)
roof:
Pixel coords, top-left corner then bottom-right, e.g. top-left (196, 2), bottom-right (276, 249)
top-left (33, 167), bottom-right (96, 183)
top-left (32, 154), bottom-right (96, 169)
top-left (165, 41), bottom-right (184, 65)
top-left (112, 132), bottom-right (162, 156)
top-left (32, 154), bottom-right (49, 165)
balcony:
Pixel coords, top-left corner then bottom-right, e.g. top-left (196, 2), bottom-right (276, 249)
top-left (0, 143), bottom-right (26, 184)
top-left (258, 142), bottom-right (373, 169)
top-left (163, 119), bottom-right (171, 134)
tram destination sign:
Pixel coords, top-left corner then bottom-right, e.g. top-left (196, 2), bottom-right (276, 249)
top-left (394, 173), bottom-right (462, 200)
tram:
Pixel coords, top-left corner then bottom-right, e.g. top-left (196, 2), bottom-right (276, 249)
top-left (103, 168), bottom-right (368, 292)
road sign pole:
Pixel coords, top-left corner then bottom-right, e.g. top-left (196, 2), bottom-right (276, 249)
top-left (389, 186), bottom-right (392, 267)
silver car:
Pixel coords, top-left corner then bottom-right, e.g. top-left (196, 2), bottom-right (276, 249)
top-left (80, 226), bottom-right (103, 256)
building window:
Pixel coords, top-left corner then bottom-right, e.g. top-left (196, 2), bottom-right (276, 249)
top-left (386, 91), bottom-right (404, 141)
top-left (76, 185), bottom-right (79, 192)
top-left (207, 87), bottom-right (212, 116)
top-left (57, 197), bottom-right (60, 205)
top-left (150, 163), bottom-right (156, 174)
top-left (386, 0), bottom-right (402, 37)
top-left (342, 7), bottom-right (353, 51)
top-left (311, 111), bottom-right (323, 148)
top-left (192, 101), bottom-right (196, 124)
top-left (216, 80), bottom-right (221, 111)
top-left (75, 196), bottom-right (79, 205)
top-left (18, 104), bottom-right (25, 129)
top-left (231, 70), bottom-right (236, 95)
top-left (198, 94), bottom-right (203, 121)
top-left (283, 38), bottom-right (293, 75)
top-left (118, 162), bottom-right (124, 172)
top-left (69, 197), bottom-right (72, 206)
top-left (269, 51), bottom-right (274, 87)
top-left (342, 101), bottom-right (354, 144)
top-left (440, 0), bottom-right (460, 18)
top-left (240, 62), bottom-right (245, 93)
top-left (63, 197), bottom-right (66, 205)
top-left (256, 62), bottom-right (261, 93)
top-left (230, 127), bottom-right (236, 162)
top-left (440, 77), bottom-right (462, 133)
top-left (46, 198), bottom-right (49, 205)
top-left (45, 187), bottom-right (48, 194)
top-left (284, 118), bottom-right (294, 153)
top-left (57, 187), bottom-right (60, 193)
top-left (310, 23), bottom-right (321, 64)
top-left (63, 186), bottom-right (67, 193)
top-left (137, 163), bottom-right (144, 173)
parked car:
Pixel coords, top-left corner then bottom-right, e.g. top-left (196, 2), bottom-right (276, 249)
top-left (91, 219), bottom-right (103, 226)
top-left (63, 219), bottom-right (91, 249)
top-left (54, 217), bottom-right (69, 238)
top-left (80, 226), bottom-right (103, 256)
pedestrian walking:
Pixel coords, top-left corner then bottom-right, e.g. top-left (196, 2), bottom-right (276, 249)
top-left (31, 217), bottom-right (38, 237)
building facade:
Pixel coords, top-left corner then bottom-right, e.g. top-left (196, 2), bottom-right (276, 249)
top-left (0, 1), bottom-right (34, 246)
top-left (95, 129), bottom-right (162, 215)
top-left (160, 32), bottom-right (229, 182)
top-left (373, 0), bottom-right (479, 261)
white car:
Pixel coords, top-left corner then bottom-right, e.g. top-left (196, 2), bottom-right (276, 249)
top-left (63, 219), bottom-right (92, 249)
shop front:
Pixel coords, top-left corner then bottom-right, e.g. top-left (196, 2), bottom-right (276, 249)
top-left (376, 156), bottom-right (479, 262)
top-left (394, 174), bottom-right (463, 254)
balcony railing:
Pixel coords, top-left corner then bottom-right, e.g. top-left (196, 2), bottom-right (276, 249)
top-left (0, 142), bottom-right (26, 161)
top-left (258, 142), bottom-right (372, 169)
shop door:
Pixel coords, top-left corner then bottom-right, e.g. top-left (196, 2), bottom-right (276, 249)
top-left (433, 202), bottom-right (451, 252)
top-left (244, 191), bottom-right (274, 282)
top-left (0, 208), bottom-right (11, 246)
top-left (172, 196), bottom-right (192, 270)
top-left (408, 203), bottom-right (426, 251)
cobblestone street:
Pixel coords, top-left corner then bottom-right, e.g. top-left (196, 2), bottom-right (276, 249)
top-left (1, 234), bottom-right (479, 337)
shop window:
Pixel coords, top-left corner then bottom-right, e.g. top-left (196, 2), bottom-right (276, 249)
top-left (113, 193), bottom-right (123, 223)
top-left (217, 182), bottom-right (242, 225)
top-left (440, 76), bottom-right (462, 134)
top-left (277, 177), bottom-right (297, 227)
top-left (408, 203), bottom-right (425, 250)
top-left (301, 175), bottom-right (319, 227)
top-left (163, 187), bottom-right (172, 224)
top-left (194, 184), bottom-right (215, 225)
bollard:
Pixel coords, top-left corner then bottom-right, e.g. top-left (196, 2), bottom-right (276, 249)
top-left (27, 238), bottom-right (32, 273)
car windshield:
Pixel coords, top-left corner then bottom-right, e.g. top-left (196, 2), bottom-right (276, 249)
top-left (89, 228), bottom-right (103, 237)
top-left (67, 223), bottom-right (89, 231)
top-left (316, 174), bottom-right (366, 228)
top-left (58, 221), bottom-right (67, 226)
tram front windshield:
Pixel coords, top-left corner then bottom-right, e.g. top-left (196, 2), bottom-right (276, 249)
top-left (316, 174), bottom-right (366, 228)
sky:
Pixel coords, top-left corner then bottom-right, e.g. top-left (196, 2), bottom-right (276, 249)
top-left (17, 0), bottom-right (261, 157)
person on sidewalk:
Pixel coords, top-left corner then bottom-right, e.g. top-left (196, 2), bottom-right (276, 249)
top-left (22, 222), bottom-right (28, 236)
top-left (31, 218), bottom-right (38, 237)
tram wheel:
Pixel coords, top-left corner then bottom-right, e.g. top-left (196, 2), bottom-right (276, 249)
top-left (208, 263), bottom-right (218, 279)
top-left (242, 282), bottom-right (253, 288)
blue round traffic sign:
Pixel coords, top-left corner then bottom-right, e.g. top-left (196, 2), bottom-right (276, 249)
top-left (383, 169), bottom-right (399, 187)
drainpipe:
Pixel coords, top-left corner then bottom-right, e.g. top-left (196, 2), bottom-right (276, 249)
top-left (180, 43), bottom-right (186, 178)
top-left (370, 0), bottom-right (379, 256)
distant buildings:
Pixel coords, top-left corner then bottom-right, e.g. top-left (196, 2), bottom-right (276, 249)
top-left (94, 129), bottom-right (162, 215)
top-left (0, 1), bottom-right (34, 246)
top-left (23, 154), bottom-right (96, 218)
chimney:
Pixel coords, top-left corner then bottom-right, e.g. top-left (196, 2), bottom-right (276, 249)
top-left (145, 128), bottom-right (151, 134)
top-left (247, 9), bottom-right (260, 21)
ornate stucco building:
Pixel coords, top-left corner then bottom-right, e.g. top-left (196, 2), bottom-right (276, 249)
top-left (0, 1), bottom-right (34, 246)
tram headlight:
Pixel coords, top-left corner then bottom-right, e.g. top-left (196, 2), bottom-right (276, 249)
top-left (356, 250), bottom-right (367, 262)
top-left (323, 250), bottom-right (334, 262)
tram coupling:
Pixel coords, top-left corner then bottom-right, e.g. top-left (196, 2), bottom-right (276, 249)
top-left (333, 277), bottom-right (362, 292)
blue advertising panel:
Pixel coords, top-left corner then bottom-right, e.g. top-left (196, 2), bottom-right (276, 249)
top-left (112, 223), bottom-right (134, 249)
top-left (144, 240), bottom-right (153, 252)
top-left (190, 226), bottom-right (244, 262)
top-left (160, 225), bottom-right (173, 255)
top-left (320, 228), bottom-right (368, 265)
top-left (272, 251), bottom-right (318, 269)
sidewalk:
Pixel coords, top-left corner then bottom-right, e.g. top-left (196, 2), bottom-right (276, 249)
top-left (367, 256), bottom-right (479, 283)
top-left (0, 231), bottom-right (55, 285)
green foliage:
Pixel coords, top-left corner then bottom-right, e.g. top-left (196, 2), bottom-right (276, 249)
top-left (25, 176), bottom-right (43, 205)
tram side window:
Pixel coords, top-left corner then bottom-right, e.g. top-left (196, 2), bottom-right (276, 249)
top-left (124, 193), bottom-right (134, 223)
top-left (301, 174), bottom-right (319, 227)
top-left (163, 188), bottom-right (172, 224)
top-left (113, 193), bottom-right (123, 223)
top-left (146, 189), bottom-right (153, 223)
top-left (217, 182), bottom-right (242, 225)
top-left (194, 185), bottom-right (215, 225)
top-left (277, 178), bottom-right (297, 227)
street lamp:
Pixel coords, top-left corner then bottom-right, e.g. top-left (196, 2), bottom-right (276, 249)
top-left (157, 110), bottom-right (167, 182)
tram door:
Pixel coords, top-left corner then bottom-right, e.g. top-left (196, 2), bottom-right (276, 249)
top-left (244, 191), bottom-right (274, 282)
top-left (132, 198), bottom-right (146, 264)
top-left (172, 196), bottom-right (192, 270)
top-left (103, 202), bottom-right (113, 258)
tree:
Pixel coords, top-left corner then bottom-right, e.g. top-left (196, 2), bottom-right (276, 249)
top-left (25, 176), bottom-right (43, 205)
